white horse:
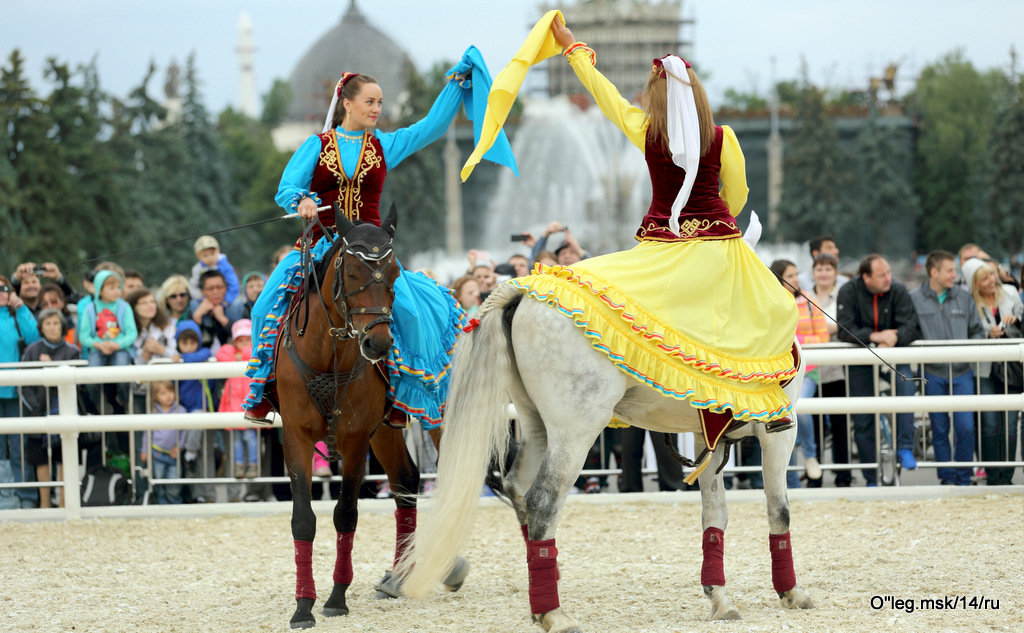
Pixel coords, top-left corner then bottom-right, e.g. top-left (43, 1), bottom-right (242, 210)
top-left (399, 283), bottom-right (813, 632)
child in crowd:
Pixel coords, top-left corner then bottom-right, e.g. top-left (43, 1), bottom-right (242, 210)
top-left (216, 319), bottom-right (259, 478)
top-left (230, 271), bottom-right (266, 321)
top-left (79, 270), bottom-right (137, 413)
top-left (174, 320), bottom-right (213, 412)
top-left (175, 320), bottom-right (218, 502)
top-left (19, 308), bottom-right (79, 508)
top-left (145, 380), bottom-right (185, 504)
top-left (189, 235), bottom-right (240, 305)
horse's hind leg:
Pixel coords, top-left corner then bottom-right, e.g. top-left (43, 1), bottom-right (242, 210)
top-left (282, 426), bottom-right (318, 629)
top-left (758, 424), bottom-right (813, 610)
top-left (696, 438), bottom-right (741, 621)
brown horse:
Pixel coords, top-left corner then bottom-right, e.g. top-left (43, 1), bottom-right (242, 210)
top-left (267, 206), bottom-right (466, 629)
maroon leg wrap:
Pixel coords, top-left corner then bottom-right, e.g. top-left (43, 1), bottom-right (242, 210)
top-left (520, 524), bottom-right (529, 542)
top-left (769, 531), bottom-right (796, 593)
top-left (526, 538), bottom-right (560, 615)
top-left (701, 527), bottom-right (726, 587)
top-left (333, 531), bottom-right (355, 585)
top-left (294, 539), bottom-right (316, 600)
top-left (394, 507), bottom-right (417, 567)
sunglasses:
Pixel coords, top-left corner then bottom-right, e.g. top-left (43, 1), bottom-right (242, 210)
top-left (167, 292), bottom-right (189, 300)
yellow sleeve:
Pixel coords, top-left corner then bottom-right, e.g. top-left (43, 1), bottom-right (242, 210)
top-left (565, 46), bottom-right (648, 151)
top-left (719, 125), bottom-right (748, 216)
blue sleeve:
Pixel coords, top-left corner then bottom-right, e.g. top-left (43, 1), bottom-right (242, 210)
top-left (529, 235), bottom-right (550, 264)
top-left (378, 79), bottom-right (464, 169)
top-left (16, 306), bottom-right (40, 345)
top-left (113, 301), bottom-right (138, 351)
top-left (275, 135), bottom-right (325, 212)
top-left (218, 255), bottom-right (240, 305)
top-left (182, 348), bottom-right (212, 363)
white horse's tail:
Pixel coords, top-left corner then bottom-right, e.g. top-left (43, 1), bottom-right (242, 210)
top-left (398, 284), bottom-right (519, 598)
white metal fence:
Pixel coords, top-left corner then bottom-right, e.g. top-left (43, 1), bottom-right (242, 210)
top-left (1, 341), bottom-right (1022, 520)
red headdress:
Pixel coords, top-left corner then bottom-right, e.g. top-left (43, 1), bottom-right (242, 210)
top-left (323, 72), bottom-right (361, 133)
top-left (652, 55), bottom-right (691, 77)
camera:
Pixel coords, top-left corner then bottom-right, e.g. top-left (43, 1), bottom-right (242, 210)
top-left (33, 266), bottom-right (46, 276)
top-left (510, 233), bottom-right (529, 242)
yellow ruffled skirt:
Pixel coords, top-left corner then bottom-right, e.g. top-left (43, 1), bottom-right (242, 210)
top-left (510, 237), bottom-right (798, 422)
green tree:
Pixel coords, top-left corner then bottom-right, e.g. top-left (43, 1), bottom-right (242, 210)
top-left (775, 79), bottom-right (854, 243)
top-left (218, 106), bottom-right (291, 270)
top-left (910, 51), bottom-right (1001, 252)
top-left (381, 61), bottom-right (451, 256)
top-left (106, 61), bottom-right (195, 282)
top-left (260, 79), bottom-right (292, 129)
top-left (978, 51), bottom-right (1024, 258)
top-left (0, 50), bottom-right (128, 276)
top-left (1, 50), bottom-right (53, 272)
top-left (852, 103), bottom-right (919, 253)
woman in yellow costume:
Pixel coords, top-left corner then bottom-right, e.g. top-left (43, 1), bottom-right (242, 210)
top-left (399, 19), bottom-right (810, 626)
top-left (508, 19), bottom-right (799, 438)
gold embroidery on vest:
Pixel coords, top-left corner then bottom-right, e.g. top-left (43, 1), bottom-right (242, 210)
top-left (320, 133), bottom-right (343, 181)
top-left (637, 218), bottom-right (738, 240)
top-left (318, 131), bottom-right (382, 223)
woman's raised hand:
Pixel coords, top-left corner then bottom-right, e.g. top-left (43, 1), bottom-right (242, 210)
top-left (550, 16), bottom-right (575, 49)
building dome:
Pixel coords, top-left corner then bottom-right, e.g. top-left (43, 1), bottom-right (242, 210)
top-left (284, 0), bottom-right (414, 127)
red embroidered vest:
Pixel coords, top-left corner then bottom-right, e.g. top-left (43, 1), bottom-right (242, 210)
top-left (636, 126), bottom-right (740, 242)
top-left (300, 130), bottom-right (387, 245)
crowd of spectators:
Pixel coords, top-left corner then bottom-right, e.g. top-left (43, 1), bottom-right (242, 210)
top-left (1, 230), bottom-right (1021, 509)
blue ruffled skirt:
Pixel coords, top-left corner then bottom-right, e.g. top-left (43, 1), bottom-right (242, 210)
top-left (245, 237), bottom-right (464, 429)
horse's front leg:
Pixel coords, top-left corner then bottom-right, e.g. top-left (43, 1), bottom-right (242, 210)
top-left (758, 424), bottom-right (813, 610)
top-left (323, 433), bottom-right (370, 618)
top-left (283, 427), bottom-right (318, 630)
top-left (696, 437), bottom-right (740, 621)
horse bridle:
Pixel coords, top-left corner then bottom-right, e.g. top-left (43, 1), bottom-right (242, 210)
top-left (328, 234), bottom-right (396, 346)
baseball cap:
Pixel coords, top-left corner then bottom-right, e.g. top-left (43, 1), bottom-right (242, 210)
top-left (231, 319), bottom-right (252, 340)
top-left (194, 235), bottom-right (219, 254)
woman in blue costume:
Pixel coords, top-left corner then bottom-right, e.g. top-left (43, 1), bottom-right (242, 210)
top-left (243, 47), bottom-right (516, 433)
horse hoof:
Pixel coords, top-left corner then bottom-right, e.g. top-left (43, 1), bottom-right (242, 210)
top-left (323, 583), bottom-right (349, 617)
top-left (442, 557), bottom-right (471, 592)
top-left (779, 586), bottom-right (814, 609)
top-left (374, 570), bottom-right (403, 599)
top-left (705, 586), bottom-right (741, 621)
top-left (532, 608), bottom-right (582, 633)
top-left (708, 606), bottom-right (741, 621)
top-left (290, 597), bottom-right (316, 629)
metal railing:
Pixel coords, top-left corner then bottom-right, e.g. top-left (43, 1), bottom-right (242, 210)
top-left (0, 340), bottom-right (1022, 519)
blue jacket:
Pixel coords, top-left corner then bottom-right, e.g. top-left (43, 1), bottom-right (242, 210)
top-left (175, 320), bottom-right (214, 412)
top-left (0, 305), bottom-right (40, 399)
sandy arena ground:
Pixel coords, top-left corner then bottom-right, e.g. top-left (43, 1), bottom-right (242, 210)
top-left (1, 489), bottom-right (1020, 633)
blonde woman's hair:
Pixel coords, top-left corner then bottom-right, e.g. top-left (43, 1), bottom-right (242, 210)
top-left (641, 65), bottom-right (714, 155)
top-left (969, 265), bottom-right (1003, 320)
top-left (157, 274), bottom-right (190, 313)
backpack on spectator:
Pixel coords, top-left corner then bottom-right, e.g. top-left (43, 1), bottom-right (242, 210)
top-left (81, 464), bottom-right (131, 506)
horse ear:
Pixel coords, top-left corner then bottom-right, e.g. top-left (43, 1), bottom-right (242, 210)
top-left (333, 201), bottom-right (356, 235)
top-left (382, 203), bottom-right (398, 237)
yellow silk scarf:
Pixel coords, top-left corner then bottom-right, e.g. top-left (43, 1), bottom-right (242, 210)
top-left (460, 10), bottom-right (565, 181)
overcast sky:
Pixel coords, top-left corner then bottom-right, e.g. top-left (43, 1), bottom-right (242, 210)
top-left (2, 0), bottom-right (1021, 112)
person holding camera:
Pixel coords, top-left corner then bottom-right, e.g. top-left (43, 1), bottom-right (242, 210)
top-left (528, 221), bottom-right (588, 266)
top-left (11, 262), bottom-right (77, 317)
